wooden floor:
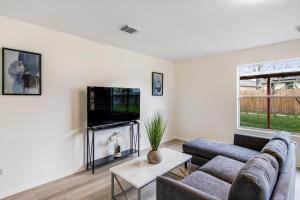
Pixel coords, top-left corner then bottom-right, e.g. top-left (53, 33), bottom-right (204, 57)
top-left (4, 140), bottom-right (300, 200)
top-left (3, 140), bottom-right (186, 200)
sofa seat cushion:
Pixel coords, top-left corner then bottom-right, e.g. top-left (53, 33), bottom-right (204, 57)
top-left (181, 171), bottom-right (231, 200)
top-left (199, 155), bottom-right (245, 184)
top-left (183, 139), bottom-right (260, 163)
top-left (229, 153), bottom-right (279, 200)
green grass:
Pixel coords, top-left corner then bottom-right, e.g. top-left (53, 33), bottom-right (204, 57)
top-left (240, 112), bottom-right (300, 134)
top-left (113, 105), bottom-right (139, 113)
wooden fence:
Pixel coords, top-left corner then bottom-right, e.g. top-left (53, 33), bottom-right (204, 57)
top-left (240, 89), bottom-right (300, 115)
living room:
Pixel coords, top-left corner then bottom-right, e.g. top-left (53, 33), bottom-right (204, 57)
top-left (0, 1), bottom-right (299, 200)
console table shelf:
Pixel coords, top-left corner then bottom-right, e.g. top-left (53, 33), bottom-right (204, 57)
top-left (88, 149), bottom-right (138, 168)
top-left (86, 121), bottom-right (140, 174)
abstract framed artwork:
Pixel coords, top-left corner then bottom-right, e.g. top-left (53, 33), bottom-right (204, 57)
top-left (152, 72), bottom-right (163, 96)
top-left (2, 48), bottom-right (41, 95)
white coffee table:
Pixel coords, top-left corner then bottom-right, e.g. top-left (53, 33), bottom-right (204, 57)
top-left (110, 148), bottom-right (192, 200)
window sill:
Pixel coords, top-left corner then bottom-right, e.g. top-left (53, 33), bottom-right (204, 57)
top-left (237, 127), bottom-right (300, 138)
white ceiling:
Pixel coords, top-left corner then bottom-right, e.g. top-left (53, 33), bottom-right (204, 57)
top-left (0, 0), bottom-right (299, 61)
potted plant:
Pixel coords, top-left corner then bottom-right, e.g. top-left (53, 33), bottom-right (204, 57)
top-left (145, 111), bottom-right (167, 164)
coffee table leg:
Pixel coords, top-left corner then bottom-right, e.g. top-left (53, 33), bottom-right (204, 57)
top-left (111, 173), bottom-right (115, 200)
top-left (188, 159), bottom-right (192, 174)
top-left (184, 162), bottom-right (188, 169)
top-left (137, 188), bottom-right (141, 200)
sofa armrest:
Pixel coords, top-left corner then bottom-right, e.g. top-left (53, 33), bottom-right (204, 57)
top-left (234, 134), bottom-right (270, 151)
top-left (157, 176), bottom-right (220, 200)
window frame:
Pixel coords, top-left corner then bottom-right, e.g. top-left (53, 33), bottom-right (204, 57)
top-left (237, 58), bottom-right (300, 135)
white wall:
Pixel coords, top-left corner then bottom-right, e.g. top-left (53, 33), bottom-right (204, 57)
top-left (1, 15), bottom-right (299, 199)
top-left (0, 17), bottom-right (176, 198)
top-left (175, 39), bottom-right (300, 166)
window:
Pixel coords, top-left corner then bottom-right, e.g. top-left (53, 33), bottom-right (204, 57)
top-left (238, 58), bottom-right (300, 134)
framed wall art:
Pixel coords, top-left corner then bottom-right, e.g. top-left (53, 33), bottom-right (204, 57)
top-left (2, 48), bottom-right (41, 95)
top-left (152, 72), bottom-right (163, 96)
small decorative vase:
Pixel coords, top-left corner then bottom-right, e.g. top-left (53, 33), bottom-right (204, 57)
top-left (147, 150), bottom-right (162, 164)
top-left (114, 143), bottom-right (121, 158)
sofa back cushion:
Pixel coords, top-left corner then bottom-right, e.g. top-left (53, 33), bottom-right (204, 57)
top-left (229, 153), bottom-right (279, 200)
top-left (271, 131), bottom-right (291, 147)
top-left (262, 139), bottom-right (288, 171)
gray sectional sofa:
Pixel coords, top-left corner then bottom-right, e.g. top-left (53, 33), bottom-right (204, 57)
top-left (157, 132), bottom-right (296, 200)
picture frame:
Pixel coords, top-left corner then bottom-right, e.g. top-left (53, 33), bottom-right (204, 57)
top-left (152, 72), bottom-right (163, 96)
top-left (2, 48), bottom-right (42, 95)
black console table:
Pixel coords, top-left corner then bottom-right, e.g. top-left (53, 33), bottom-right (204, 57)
top-left (86, 121), bottom-right (140, 174)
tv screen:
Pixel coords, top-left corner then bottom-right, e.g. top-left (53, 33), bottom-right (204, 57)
top-left (87, 87), bottom-right (140, 127)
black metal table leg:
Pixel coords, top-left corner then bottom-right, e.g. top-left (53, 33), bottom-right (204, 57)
top-left (92, 130), bottom-right (95, 174)
top-left (137, 122), bottom-right (140, 157)
top-left (86, 129), bottom-right (89, 170)
top-left (130, 124), bottom-right (133, 154)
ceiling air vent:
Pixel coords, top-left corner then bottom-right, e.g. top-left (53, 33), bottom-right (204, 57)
top-left (120, 25), bottom-right (139, 34)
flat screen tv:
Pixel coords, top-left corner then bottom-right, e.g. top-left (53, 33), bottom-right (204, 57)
top-left (87, 87), bottom-right (140, 127)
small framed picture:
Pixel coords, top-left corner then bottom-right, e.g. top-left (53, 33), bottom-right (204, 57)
top-left (152, 72), bottom-right (163, 96)
top-left (2, 48), bottom-right (42, 95)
